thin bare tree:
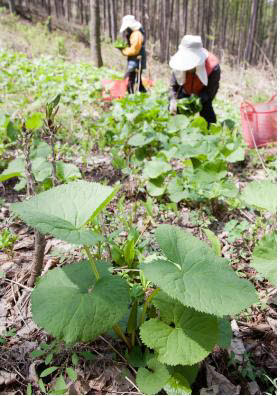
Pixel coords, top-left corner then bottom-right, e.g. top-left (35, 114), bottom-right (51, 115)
top-left (89, 0), bottom-right (103, 67)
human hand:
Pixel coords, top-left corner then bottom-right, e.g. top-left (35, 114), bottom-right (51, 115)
top-left (169, 99), bottom-right (177, 115)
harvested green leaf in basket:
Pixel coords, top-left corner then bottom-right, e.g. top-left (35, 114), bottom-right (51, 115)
top-left (177, 95), bottom-right (202, 116)
top-left (113, 38), bottom-right (127, 49)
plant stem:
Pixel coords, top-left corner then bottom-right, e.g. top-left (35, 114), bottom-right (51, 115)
top-left (131, 331), bottom-right (135, 348)
top-left (22, 124), bottom-right (46, 287)
top-left (28, 232), bottom-right (47, 287)
top-left (113, 324), bottom-right (131, 350)
top-left (141, 288), bottom-right (160, 325)
top-left (84, 246), bottom-right (100, 281)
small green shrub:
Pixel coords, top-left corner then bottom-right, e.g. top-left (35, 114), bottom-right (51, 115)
top-left (11, 181), bottom-right (258, 394)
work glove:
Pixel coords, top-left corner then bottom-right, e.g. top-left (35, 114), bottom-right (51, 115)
top-left (169, 98), bottom-right (177, 115)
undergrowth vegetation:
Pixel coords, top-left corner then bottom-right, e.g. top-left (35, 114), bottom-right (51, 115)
top-left (0, 14), bottom-right (277, 395)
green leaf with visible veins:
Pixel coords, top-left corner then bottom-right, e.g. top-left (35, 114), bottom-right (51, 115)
top-left (31, 261), bottom-right (129, 343)
top-left (140, 292), bottom-right (218, 366)
top-left (251, 232), bottom-right (277, 286)
top-left (11, 181), bottom-right (115, 245)
top-left (146, 177), bottom-right (166, 197)
top-left (217, 318), bottom-right (232, 348)
top-left (143, 160), bottom-right (172, 179)
top-left (141, 225), bottom-right (257, 316)
top-left (0, 158), bottom-right (24, 182)
top-left (164, 373), bottom-right (192, 395)
top-left (241, 180), bottom-right (277, 213)
top-left (203, 228), bottom-right (221, 256)
top-left (136, 357), bottom-right (171, 395)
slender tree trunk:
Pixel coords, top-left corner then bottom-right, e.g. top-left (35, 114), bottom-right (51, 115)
top-left (109, 0), bottom-right (117, 41)
top-left (175, 0), bottom-right (180, 46)
top-left (165, 0), bottom-right (174, 60)
top-left (89, 0), bottom-right (103, 67)
top-left (201, 0), bottom-right (205, 44)
top-left (183, 0), bottom-right (189, 34)
top-left (103, 0), bottom-right (107, 36)
top-left (231, 0), bottom-right (240, 53)
top-left (190, 0), bottom-right (195, 34)
top-left (159, 0), bottom-right (165, 62)
top-left (151, 0), bottom-right (157, 41)
top-left (107, 0), bottom-right (112, 40)
top-left (244, 0), bottom-right (259, 63)
top-left (222, 1), bottom-right (229, 52)
top-left (196, 0), bottom-right (200, 35)
top-left (8, 0), bottom-right (16, 13)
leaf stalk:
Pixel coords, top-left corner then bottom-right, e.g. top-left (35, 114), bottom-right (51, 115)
top-left (84, 245), bottom-right (100, 281)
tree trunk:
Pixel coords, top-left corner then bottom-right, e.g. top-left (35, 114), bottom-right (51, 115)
top-left (231, 0), bottom-right (240, 53)
top-left (109, 0), bottom-right (117, 41)
top-left (175, 0), bottom-right (180, 46)
top-left (159, 0), bottom-right (165, 62)
top-left (183, 0), bottom-right (189, 34)
top-left (244, 0), bottom-right (259, 63)
top-left (196, 0), bottom-right (200, 35)
top-left (165, 0), bottom-right (174, 60)
top-left (107, 0), bottom-right (112, 40)
top-left (8, 0), bottom-right (16, 13)
top-left (89, 0), bottom-right (103, 67)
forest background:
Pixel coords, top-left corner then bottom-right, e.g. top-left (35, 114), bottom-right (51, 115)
top-left (2, 0), bottom-right (277, 69)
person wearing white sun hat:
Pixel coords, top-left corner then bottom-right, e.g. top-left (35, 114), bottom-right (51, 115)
top-left (119, 15), bottom-right (147, 94)
top-left (169, 35), bottom-right (220, 126)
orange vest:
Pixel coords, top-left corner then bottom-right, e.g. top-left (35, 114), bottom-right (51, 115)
top-left (183, 52), bottom-right (219, 95)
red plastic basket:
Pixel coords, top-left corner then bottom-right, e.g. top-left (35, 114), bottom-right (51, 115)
top-left (101, 78), bottom-right (128, 101)
top-left (240, 95), bottom-right (277, 148)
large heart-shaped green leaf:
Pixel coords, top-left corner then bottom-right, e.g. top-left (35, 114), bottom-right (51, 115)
top-left (143, 160), bottom-right (172, 179)
top-left (217, 318), bottom-right (232, 348)
top-left (140, 292), bottom-right (218, 366)
top-left (164, 364), bottom-right (199, 394)
top-left (251, 232), bottom-right (277, 286)
top-left (128, 133), bottom-right (155, 147)
top-left (11, 181), bottom-right (116, 245)
top-left (56, 161), bottom-right (81, 181)
top-left (146, 177), bottom-right (166, 197)
top-left (241, 180), bottom-right (277, 213)
top-left (0, 158), bottom-right (25, 182)
top-left (31, 261), bottom-right (129, 343)
top-left (136, 357), bottom-right (171, 395)
top-left (164, 373), bottom-right (191, 395)
top-left (167, 115), bottom-right (189, 133)
top-left (141, 225), bottom-right (257, 316)
top-left (32, 157), bottom-right (52, 182)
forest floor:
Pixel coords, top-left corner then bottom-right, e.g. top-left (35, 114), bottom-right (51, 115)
top-left (0, 8), bottom-right (277, 396)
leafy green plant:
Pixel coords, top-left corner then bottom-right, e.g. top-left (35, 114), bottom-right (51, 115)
top-left (10, 176), bottom-right (258, 394)
top-left (224, 219), bottom-right (249, 243)
top-left (11, 180), bottom-right (130, 345)
top-left (29, 340), bottom-right (81, 394)
top-left (113, 38), bottom-right (127, 49)
top-left (241, 180), bottom-right (277, 214)
top-left (250, 232), bottom-right (276, 286)
top-left (0, 328), bottom-right (17, 345)
top-left (0, 228), bottom-right (18, 257)
top-left (177, 95), bottom-right (202, 116)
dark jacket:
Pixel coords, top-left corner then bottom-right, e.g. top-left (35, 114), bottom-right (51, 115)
top-left (170, 64), bottom-right (221, 104)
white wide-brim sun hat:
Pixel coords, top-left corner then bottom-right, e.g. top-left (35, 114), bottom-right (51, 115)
top-left (120, 15), bottom-right (142, 33)
top-left (169, 35), bottom-right (208, 71)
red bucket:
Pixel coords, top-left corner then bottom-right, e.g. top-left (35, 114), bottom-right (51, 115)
top-left (101, 78), bottom-right (128, 101)
top-left (240, 95), bottom-right (277, 148)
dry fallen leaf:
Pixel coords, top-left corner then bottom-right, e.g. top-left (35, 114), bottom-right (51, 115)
top-left (14, 237), bottom-right (34, 250)
top-left (248, 381), bottom-right (261, 395)
top-left (0, 370), bottom-right (17, 385)
top-left (206, 364), bottom-right (241, 395)
top-left (228, 337), bottom-right (246, 363)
